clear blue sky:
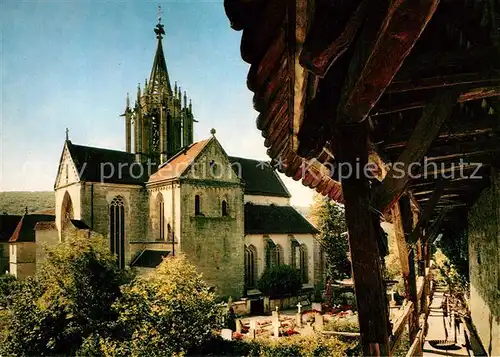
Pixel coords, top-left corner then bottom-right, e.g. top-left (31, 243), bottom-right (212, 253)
top-left (1, 0), bottom-right (313, 206)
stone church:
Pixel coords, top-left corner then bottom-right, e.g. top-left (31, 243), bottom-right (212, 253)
top-left (1, 17), bottom-right (322, 299)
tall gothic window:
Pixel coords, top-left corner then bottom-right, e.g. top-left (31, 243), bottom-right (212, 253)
top-left (195, 195), bottom-right (201, 215)
top-left (245, 245), bottom-right (257, 289)
top-left (110, 196), bottom-right (126, 269)
top-left (157, 193), bottom-right (164, 240)
top-left (221, 200), bottom-right (228, 216)
top-left (299, 244), bottom-right (308, 284)
top-left (275, 244), bottom-right (284, 265)
top-left (265, 239), bottom-right (276, 269)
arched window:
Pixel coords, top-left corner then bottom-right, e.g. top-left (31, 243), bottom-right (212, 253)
top-left (194, 195), bottom-right (201, 216)
top-left (265, 239), bottom-right (276, 269)
top-left (157, 193), bottom-right (164, 241)
top-left (110, 196), bottom-right (126, 269)
top-left (245, 245), bottom-right (257, 289)
top-left (299, 244), bottom-right (308, 284)
top-left (275, 244), bottom-right (284, 265)
top-left (60, 191), bottom-right (74, 234)
top-left (221, 200), bottom-right (228, 216)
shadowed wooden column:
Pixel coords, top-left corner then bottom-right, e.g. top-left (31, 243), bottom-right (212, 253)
top-left (335, 122), bottom-right (390, 356)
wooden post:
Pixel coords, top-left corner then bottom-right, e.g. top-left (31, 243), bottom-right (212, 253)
top-left (398, 195), bottom-right (419, 340)
top-left (335, 122), bottom-right (390, 356)
top-left (372, 90), bottom-right (458, 213)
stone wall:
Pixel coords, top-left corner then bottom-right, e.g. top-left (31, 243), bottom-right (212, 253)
top-left (180, 182), bottom-right (245, 299)
top-left (35, 222), bottom-right (59, 270)
top-left (9, 242), bottom-right (36, 279)
top-left (468, 179), bottom-right (500, 356)
top-left (79, 182), bottom-right (148, 265)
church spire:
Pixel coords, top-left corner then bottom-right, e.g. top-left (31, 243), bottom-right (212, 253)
top-left (148, 5), bottom-right (172, 96)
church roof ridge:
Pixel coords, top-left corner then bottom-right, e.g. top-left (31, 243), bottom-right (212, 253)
top-left (148, 137), bottom-right (212, 183)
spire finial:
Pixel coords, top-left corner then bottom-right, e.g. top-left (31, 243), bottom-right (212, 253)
top-left (210, 128), bottom-right (216, 136)
top-left (158, 4), bottom-right (162, 24)
top-left (189, 98), bottom-right (192, 112)
top-left (154, 5), bottom-right (165, 40)
top-left (65, 127), bottom-right (69, 141)
top-left (126, 93), bottom-right (130, 108)
top-left (184, 91), bottom-right (187, 108)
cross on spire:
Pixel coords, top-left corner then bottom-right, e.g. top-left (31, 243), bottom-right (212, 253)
top-left (154, 5), bottom-right (165, 40)
top-left (157, 4), bottom-right (162, 24)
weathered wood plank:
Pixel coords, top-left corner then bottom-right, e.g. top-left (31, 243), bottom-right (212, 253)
top-left (387, 71), bottom-right (500, 93)
top-left (373, 86), bottom-right (500, 116)
top-left (398, 195), bottom-right (419, 340)
top-left (372, 90), bottom-right (458, 213)
top-left (299, 0), bottom-right (368, 77)
top-left (340, 0), bottom-right (440, 123)
top-left (334, 122), bottom-right (390, 356)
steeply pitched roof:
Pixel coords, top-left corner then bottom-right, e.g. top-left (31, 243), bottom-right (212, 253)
top-left (130, 249), bottom-right (171, 268)
top-left (244, 204), bottom-right (318, 235)
top-left (0, 215), bottom-right (22, 243)
top-left (66, 141), bottom-right (148, 185)
top-left (148, 139), bottom-right (211, 183)
top-left (9, 214), bottom-right (55, 243)
top-left (229, 157), bottom-right (291, 198)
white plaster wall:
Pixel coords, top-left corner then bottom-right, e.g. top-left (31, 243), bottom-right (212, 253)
top-left (244, 233), bottom-right (316, 288)
top-left (244, 195), bottom-right (290, 206)
top-left (55, 184), bottom-right (82, 236)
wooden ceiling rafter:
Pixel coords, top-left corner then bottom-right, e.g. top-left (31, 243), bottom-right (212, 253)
top-left (338, 0), bottom-right (440, 124)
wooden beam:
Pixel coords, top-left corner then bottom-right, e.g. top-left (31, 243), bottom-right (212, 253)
top-left (424, 208), bottom-right (449, 244)
top-left (373, 86), bottom-right (500, 116)
top-left (386, 71), bottom-right (500, 94)
top-left (408, 181), bottom-right (445, 244)
top-left (339, 0), bottom-right (440, 123)
top-left (372, 90), bottom-right (458, 213)
top-left (335, 122), bottom-right (390, 356)
top-left (381, 113), bottom-right (500, 149)
top-left (396, 195), bottom-right (419, 340)
top-left (392, 202), bottom-right (410, 292)
top-left (299, 0), bottom-right (368, 77)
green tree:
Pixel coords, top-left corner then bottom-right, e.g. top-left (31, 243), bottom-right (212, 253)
top-left (257, 264), bottom-right (302, 298)
top-left (310, 194), bottom-right (350, 281)
top-left (1, 234), bottom-right (131, 356)
top-left (80, 254), bottom-right (224, 357)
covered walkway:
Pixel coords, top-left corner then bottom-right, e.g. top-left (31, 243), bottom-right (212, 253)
top-left (423, 285), bottom-right (485, 357)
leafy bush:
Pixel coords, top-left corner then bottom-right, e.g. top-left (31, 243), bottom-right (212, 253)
top-left (324, 317), bottom-right (359, 333)
top-left (1, 234), bottom-right (131, 356)
top-left (257, 264), bottom-right (302, 298)
top-left (193, 334), bottom-right (358, 357)
top-left (0, 273), bottom-right (17, 307)
top-left (331, 291), bottom-right (356, 307)
top-left (433, 248), bottom-right (469, 299)
top-left (310, 195), bottom-right (350, 281)
top-left (80, 254), bottom-right (224, 357)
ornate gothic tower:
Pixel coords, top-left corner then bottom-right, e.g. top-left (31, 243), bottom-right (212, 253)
top-left (123, 12), bottom-right (196, 165)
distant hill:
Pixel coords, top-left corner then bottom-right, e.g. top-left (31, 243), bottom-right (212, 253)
top-left (0, 191), bottom-right (54, 215)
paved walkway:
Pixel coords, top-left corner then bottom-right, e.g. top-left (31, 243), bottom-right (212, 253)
top-left (423, 287), bottom-right (469, 357)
